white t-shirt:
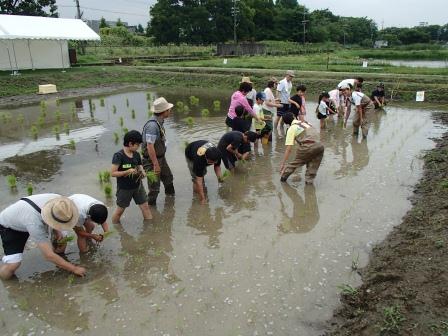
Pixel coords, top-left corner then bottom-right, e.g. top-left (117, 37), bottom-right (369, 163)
top-left (246, 88), bottom-right (257, 101)
top-left (277, 78), bottom-right (292, 104)
top-left (0, 193), bottom-right (60, 243)
top-left (329, 89), bottom-right (340, 105)
top-left (318, 101), bottom-right (328, 116)
top-left (337, 79), bottom-right (355, 89)
top-left (351, 91), bottom-right (365, 106)
top-left (69, 194), bottom-right (103, 227)
top-left (262, 87), bottom-right (277, 114)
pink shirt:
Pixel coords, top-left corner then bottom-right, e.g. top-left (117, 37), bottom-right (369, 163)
top-left (227, 90), bottom-right (255, 119)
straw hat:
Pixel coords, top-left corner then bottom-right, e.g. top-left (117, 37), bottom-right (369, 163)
top-left (240, 76), bottom-right (253, 84)
top-left (151, 97), bottom-right (174, 114)
top-left (269, 77), bottom-right (278, 83)
top-left (41, 197), bottom-right (79, 231)
top-left (286, 70), bottom-right (295, 77)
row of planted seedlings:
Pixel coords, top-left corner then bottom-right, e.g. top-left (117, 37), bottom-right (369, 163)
top-left (5, 174), bottom-right (35, 195)
top-left (175, 95), bottom-right (222, 127)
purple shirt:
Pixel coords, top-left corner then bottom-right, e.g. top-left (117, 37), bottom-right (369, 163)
top-left (227, 91), bottom-right (255, 119)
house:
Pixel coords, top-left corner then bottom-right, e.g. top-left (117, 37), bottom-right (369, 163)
top-left (0, 14), bottom-right (100, 71)
top-left (374, 40), bottom-right (389, 49)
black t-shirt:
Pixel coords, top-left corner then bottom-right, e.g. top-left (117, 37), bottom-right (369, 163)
top-left (218, 131), bottom-right (244, 153)
top-left (112, 149), bottom-right (142, 190)
top-left (371, 89), bottom-right (385, 99)
top-left (185, 140), bottom-right (221, 177)
top-left (231, 117), bottom-right (250, 133)
top-left (289, 94), bottom-right (302, 115)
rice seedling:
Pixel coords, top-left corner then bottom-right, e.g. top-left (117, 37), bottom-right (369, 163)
top-left (122, 127), bottom-right (129, 134)
top-left (213, 100), bottom-right (221, 110)
top-left (55, 98), bottom-right (61, 107)
top-left (131, 109), bottom-right (136, 119)
top-left (55, 235), bottom-right (75, 245)
top-left (68, 274), bottom-right (75, 285)
top-left (112, 105), bottom-right (117, 114)
top-left (6, 175), bottom-right (17, 189)
top-left (16, 113), bottom-right (25, 125)
top-left (126, 98), bottom-right (129, 107)
top-left (146, 171), bottom-right (159, 183)
top-left (100, 98), bottom-right (105, 107)
top-left (53, 124), bottom-right (60, 135)
top-left (26, 182), bottom-right (33, 196)
top-left (221, 170), bottom-right (231, 180)
top-left (114, 132), bottom-right (119, 144)
top-left (201, 108), bottom-right (210, 118)
top-left (63, 122), bottom-right (70, 135)
top-left (102, 230), bottom-right (115, 239)
top-left (146, 92), bottom-right (152, 100)
top-left (176, 101), bottom-right (184, 109)
top-left (30, 125), bottom-right (38, 139)
top-left (68, 139), bottom-right (76, 150)
top-left (37, 116), bottom-right (45, 128)
top-left (119, 116), bottom-right (124, 127)
top-left (183, 105), bottom-right (190, 114)
top-left (185, 116), bottom-right (194, 127)
top-left (92, 102), bottom-right (96, 111)
top-left (101, 170), bottom-right (111, 183)
top-left (337, 284), bottom-right (358, 296)
top-left (104, 183), bottom-right (113, 198)
top-left (1, 112), bottom-right (11, 123)
top-left (40, 100), bottom-right (47, 111)
top-left (55, 109), bottom-right (62, 122)
top-left (381, 305), bottom-right (405, 333)
top-left (189, 95), bottom-right (199, 106)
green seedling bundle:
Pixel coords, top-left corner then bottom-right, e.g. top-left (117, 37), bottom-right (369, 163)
top-left (26, 183), bottom-right (33, 196)
top-left (6, 175), bottom-right (17, 189)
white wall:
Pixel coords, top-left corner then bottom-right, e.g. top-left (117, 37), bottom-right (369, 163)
top-left (0, 40), bottom-right (70, 71)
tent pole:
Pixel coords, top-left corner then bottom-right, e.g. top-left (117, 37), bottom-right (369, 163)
top-left (27, 39), bottom-right (35, 70)
top-left (0, 40), bottom-right (14, 75)
top-left (59, 41), bottom-right (65, 71)
top-left (11, 40), bottom-right (19, 72)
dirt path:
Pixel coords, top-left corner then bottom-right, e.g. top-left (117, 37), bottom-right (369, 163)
top-left (326, 113), bottom-right (448, 336)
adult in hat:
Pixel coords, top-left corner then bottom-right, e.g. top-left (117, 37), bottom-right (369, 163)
top-left (371, 82), bottom-right (386, 108)
top-left (240, 76), bottom-right (257, 107)
top-left (275, 70), bottom-right (295, 133)
top-left (0, 194), bottom-right (85, 280)
top-left (142, 97), bottom-right (175, 205)
top-left (336, 77), bottom-right (364, 123)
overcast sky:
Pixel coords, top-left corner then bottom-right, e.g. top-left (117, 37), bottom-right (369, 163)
top-left (56, 0), bottom-right (446, 28)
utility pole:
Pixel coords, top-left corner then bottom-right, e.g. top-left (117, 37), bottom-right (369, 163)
top-left (232, 0), bottom-right (239, 44)
top-left (301, 11), bottom-right (308, 45)
top-left (74, 0), bottom-right (82, 19)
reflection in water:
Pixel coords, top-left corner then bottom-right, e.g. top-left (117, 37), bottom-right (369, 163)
top-left (187, 201), bottom-right (224, 248)
top-left (334, 138), bottom-right (370, 178)
top-left (372, 108), bottom-right (387, 134)
top-left (115, 201), bottom-right (178, 297)
top-left (278, 184), bottom-right (319, 234)
top-left (0, 149), bottom-right (63, 182)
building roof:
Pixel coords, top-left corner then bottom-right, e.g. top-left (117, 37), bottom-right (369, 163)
top-left (0, 15), bottom-right (100, 41)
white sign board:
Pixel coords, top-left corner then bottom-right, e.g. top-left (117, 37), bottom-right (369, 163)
top-left (362, 61), bottom-right (368, 68)
top-left (223, 58), bottom-right (228, 65)
top-left (416, 91), bottom-right (425, 102)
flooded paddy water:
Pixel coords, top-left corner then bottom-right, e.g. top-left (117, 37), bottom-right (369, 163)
top-left (0, 88), bottom-right (445, 336)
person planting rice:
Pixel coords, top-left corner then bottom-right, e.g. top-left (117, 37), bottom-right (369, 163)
top-left (0, 194), bottom-right (85, 279)
top-left (185, 141), bottom-right (223, 205)
top-left (142, 97), bottom-right (175, 205)
top-left (337, 77), bottom-right (364, 125)
top-left (279, 112), bottom-right (324, 185)
top-left (111, 130), bottom-right (152, 223)
top-left (226, 81), bottom-right (262, 129)
top-left (371, 82), bottom-right (386, 108)
top-left (340, 83), bottom-right (375, 139)
top-left (68, 194), bottom-right (110, 253)
top-left (218, 131), bottom-right (258, 172)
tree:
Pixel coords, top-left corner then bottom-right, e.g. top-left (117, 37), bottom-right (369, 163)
top-left (99, 17), bottom-right (109, 29)
top-left (137, 24), bottom-right (145, 34)
top-left (0, 0), bottom-right (58, 17)
top-left (116, 18), bottom-right (124, 27)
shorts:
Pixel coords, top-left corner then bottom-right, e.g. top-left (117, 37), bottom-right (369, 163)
top-left (116, 183), bottom-right (147, 208)
top-left (277, 104), bottom-right (290, 117)
top-left (0, 224), bottom-right (29, 263)
top-left (317, 113), bottom-right (328, 120)
top-left (186, 156), bottom-right (206, 181)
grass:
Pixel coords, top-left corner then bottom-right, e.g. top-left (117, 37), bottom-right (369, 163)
top-left (68, 139), bottom-right (76, 149)
top-left (26, 182), bottom-right (33, 195)
top-left (337, 284), bottom-right (358, 296)
top-left (6, 175), bottom-right (17, 189)
top-left (380, 305), bottom-right (406, 333)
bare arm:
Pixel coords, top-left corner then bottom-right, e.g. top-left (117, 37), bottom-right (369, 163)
top-left (146, 143), bottom-right (160, 174)
top-left (194, 176), bottom-right (207, 204)
top-left (226, 144), bottom-right (242, 159)
top-left (214, 164), bottom-right (222, 181)
top-left (37, 242), bottom-right (86, 276)
top-left (280, 145), bottom-right (293, 173)
top-left (111, 164), bottom-right (135, 178)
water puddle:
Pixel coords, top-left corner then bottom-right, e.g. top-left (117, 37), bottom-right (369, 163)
top-left (0, 89), bottom-right (445, 335)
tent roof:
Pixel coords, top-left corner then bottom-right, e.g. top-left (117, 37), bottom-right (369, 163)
top-left (0, 15), bottom-right (100, 41)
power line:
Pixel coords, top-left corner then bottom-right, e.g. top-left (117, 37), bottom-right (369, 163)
top-left (58, 5), bottom-right (149, 17)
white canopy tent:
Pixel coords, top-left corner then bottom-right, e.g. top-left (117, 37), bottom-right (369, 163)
top-left (0, 15), bottom-right (100, 71)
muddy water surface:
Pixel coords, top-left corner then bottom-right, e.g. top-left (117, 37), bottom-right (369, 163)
top-left (0, 89), bottom-right (444, 336)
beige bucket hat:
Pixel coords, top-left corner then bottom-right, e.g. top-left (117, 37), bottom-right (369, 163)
top-left (240, 76), bottom-right (253, 84)
top-left (151, 97), bottom-right (174, 114)
top-left (286, 70), bottom-right (295, 77)
top-left (41, 196), bottom-right (79, 231)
